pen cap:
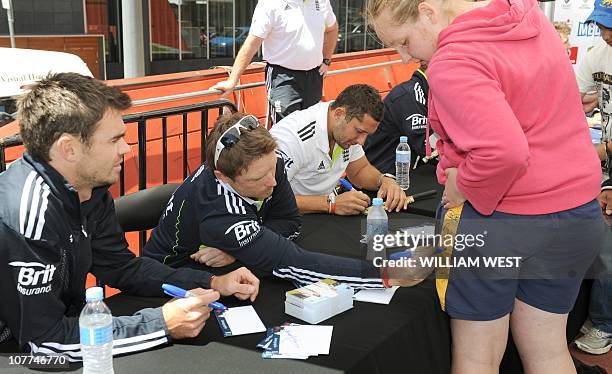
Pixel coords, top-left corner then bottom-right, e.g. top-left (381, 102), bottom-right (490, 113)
top-left (162, 283), bottom-right (189, 298)
top-left (85, 287), bottom-right (104, 302)
top-left (372, 198), bottom-right (384, 207)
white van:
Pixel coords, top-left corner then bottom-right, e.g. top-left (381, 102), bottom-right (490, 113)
top-left (0, 47), bottom-right (93, 127)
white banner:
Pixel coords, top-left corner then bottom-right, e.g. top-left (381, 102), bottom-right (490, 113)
top-left (554, 0), bottom-right (600, 67)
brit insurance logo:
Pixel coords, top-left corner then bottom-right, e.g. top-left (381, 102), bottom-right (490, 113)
top-left (560, 0), bottom-right (572, 10)
top-left (225, 220), bottom-right (261, 247)
top-left (579, 0), bottom-right (592, 9)
top-left (276, 149), bottom-right (294, 170)
top-left (9, 261), bottom-right (56, 295)
top-left (406, 114), bottom-right (427, 131)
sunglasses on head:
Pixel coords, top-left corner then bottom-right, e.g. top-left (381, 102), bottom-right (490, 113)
top-left (214, 115), bottom-right (260, 167)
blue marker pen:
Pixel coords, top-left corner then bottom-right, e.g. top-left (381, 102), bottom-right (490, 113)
top-left (339, 178), bottom-right (354, 191)
top-left (162, 283), bottom-right (227, 311)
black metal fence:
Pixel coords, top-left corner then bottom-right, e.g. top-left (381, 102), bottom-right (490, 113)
top-left (0, 99), bottom-right (236, 188)
top-left (119, 99), bottom-right (236, 195)
top-left (0, 99), bottom-right (237, 248)
top-left (0, 134), bottom-right (21, 173)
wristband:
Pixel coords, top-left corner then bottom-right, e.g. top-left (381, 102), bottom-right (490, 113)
top-left (377, 173), bottom-right (396, 188)
top-left (327, 193), bottom-right (336, 214)
top-left (322, 58), bottom-right (331, 66)
top-left (210, 275), bottom-right (217, 288)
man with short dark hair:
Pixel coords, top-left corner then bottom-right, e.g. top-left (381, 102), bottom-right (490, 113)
top-left (270, 84), bottom-right (407, 215)
top-left (142, 112), bottom-right (421, 288)
top-left (0, 73), bottom-right (260, 359)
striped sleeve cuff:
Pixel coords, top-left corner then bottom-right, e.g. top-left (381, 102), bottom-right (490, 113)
top-left (28, 307), bottom-right (170, 362)
top-left (273, 266), bottom-right (384, 290)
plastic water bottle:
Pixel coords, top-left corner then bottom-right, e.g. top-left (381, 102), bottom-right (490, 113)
top-left (366, 198), bottom-right (389, 261)
top-left (80, 287), bottom-right (113, 374)
top-left (396, 136), bottom-right (411, 190)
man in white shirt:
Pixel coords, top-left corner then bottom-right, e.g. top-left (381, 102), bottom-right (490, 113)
top-left (270, 84), bottom-right (406, 215)
top-left (578, 0), bottom-right (612, 183)
top-left (574, 0), bottom-right (612, 356)
top-left (577, 1), bottom-right (612, 170)
top-left (212, 0), bottom-right (338, 126)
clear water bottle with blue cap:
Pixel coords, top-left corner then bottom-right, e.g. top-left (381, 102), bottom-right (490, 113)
top-left (80, 287), bottom-right (113, 374)
top-left (396, 136), bottom-right (411, 190)
top-left (366, 198), bottom-right (388, 261)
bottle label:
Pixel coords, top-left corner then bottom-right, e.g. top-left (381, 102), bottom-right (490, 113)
top-left (396, 151), bottom-right (411, 163)
top-left (80, 324), bottom-right (112, 346)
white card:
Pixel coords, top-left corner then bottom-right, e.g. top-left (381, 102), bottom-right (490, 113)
top-left (353, 287), bottom-right (399, 305)
top-left (215, 305), bottom-right (266, 336)
top-left (279, 325), bottom-right (333, 356)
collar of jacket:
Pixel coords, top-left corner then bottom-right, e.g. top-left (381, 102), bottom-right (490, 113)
top-left (23, 152), bottom-right (110, 217)
top-left (216, 177), bottom-right (271, 208)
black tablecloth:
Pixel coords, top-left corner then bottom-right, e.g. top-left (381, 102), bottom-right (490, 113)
top-left (0, 212), bottom-right (451, 374)
top-left (403, 164), bottom-right (444, 217)
top-left (0, 211), bottom-right (593, 374)
top-left (362, 164), bottom-right (443, 218)
top-left (107, 212), bottom-right (451, 374)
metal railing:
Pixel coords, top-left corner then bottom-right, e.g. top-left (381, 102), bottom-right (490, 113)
top-left (131, 59), bottom-right (403, 107)
top-left (0, 100), bottom-right (237, 190)
top-left (0, 99), bottom-right (237, 250)
top-left (0, 133), bottom-right (21, 173)
top-left (120, 99), bottom-right (236, 195)
top-left (1, 57), bottom-right (403, 173)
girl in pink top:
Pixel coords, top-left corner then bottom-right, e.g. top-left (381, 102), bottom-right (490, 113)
top-left (369, 0), bottom-right (605, 372)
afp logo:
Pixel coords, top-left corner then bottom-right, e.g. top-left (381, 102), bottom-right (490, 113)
top-left (225, 220), bottom-right (261, 246)
top-left (9, 261), bottom-right (56, 295)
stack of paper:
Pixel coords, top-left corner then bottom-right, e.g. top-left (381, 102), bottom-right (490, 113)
top-left (285, 279), bottom-right (353, 324)
top-left (257, 323), bottom-right (333, 359)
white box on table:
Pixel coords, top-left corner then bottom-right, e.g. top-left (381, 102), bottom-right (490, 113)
top-left (284, 279), bottom-right (354, 324)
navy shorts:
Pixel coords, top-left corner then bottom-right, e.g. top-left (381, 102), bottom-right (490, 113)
top-left (435, 200), bottom-right (605, 321)
top-left (265, 64), bottom-right (323, 126)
